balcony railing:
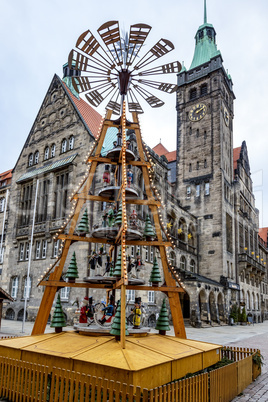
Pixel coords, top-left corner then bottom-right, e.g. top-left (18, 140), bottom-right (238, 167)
top-left (238, 253), bottom-right (266, 275)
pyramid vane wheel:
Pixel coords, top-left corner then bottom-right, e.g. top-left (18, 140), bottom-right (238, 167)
top-left (68, 21), bottom-right (182, 115)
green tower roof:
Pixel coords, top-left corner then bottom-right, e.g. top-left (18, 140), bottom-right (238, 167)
top-left (189, 0), bottom-right (221, 70)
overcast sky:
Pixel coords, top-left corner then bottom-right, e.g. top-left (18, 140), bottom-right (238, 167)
top-left (1, 0), bottom-right (268, 226)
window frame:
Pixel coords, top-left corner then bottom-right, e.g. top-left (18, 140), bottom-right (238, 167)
top-left (11, 277), bottom-right (19, 299)
top-left (44, 147), bottom-right (49, 160)
top-left (127, 289), bottom-right (135, 302)
top-left (34, 151), bottom-right (39, 165)
top-left (61, 139), bottom-right (67, 153)
top-left (69, 136), bottom-right (74, 150)
top-left (23, 276), bottom-right (32, 299)
top-left (42, 240), bottom-right (47, 259)
top-left (51, 144), bottom-right (56, 158)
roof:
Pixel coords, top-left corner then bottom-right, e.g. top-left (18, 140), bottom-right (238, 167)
top-left (233, 146), bottom-right (241, 172)
top-left (0, 170), bottom-right (12, 181)
top-left (0, 287), bottom-right (14, 301)
top-left (152, 143), bottom-right (177, 162)
top-left (190, 22), bottom-right (221, 70)
top-left (259, 228), bottom-right (268, 243)
top-left (17, 154), bottom-right (78, 183)
top-left (62, 82), bottom-right (102, 139)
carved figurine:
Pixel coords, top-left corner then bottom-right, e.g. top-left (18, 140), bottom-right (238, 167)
top-left (79, 297), bottom-right (89, 324)
top-left (132, 298), bottom-right (142, 328)
top-left (130, 209), bottom-right (138, 229)
top-left (107, 205), bottom-right (115, 227)
top-left (99, 295), bottom-right (115, 325)
top-left (135, 253), bottom-right (144, 272)
top-left (103, 165), bottom-right (110, 187)
top-left (127, 168), bottom-right (133, 187)
top-left (102, 210), bottom-right (108, 227)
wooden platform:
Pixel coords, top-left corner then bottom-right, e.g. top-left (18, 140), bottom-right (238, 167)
top-left (0, 332), bottom-right (222, 389)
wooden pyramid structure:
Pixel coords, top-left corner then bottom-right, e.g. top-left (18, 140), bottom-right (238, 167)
top-left (32, 102), bottom-right (186, 347)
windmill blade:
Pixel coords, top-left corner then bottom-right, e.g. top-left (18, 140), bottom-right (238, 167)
top-left (85, 82), bottom-right (117, 107)
top-left (106, 89), bottom-right (121, 115)
top-left (134, 39), bottom-right (175, 71)
top-left (97, 21), bottom-right (123, 67)
top-left (75, 29), bottom-right (115, 68)
top-left (127, 88), bottom-right (144, 114)
top-left (126, 23), bottom-right (152, 66)
top-left (134, 78), bottom-right (178, 94)
top-left (133, 84), bottom-right (164, 108)
top-left (72, 76), bottom-right (117, 94)
top-left (68, 49), bottom-right (112, 74)
top-left (136, 61), bottom-right (182, 76)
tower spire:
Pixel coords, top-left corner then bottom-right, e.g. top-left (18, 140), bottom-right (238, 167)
top-left (204, 0), bottom-right (207, 24)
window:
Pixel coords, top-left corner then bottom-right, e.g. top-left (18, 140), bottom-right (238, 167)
top-left (205, 182), bottom-right (210, 195)
top-left (0, 246), bottom-right (4, 264)
top-left (127, 289), bottom-right (135, 302)
top-left (0, 198), bottom-right (5, 212)
top-left (51, 144), bottom-right (56, 157)
top-left (130, 246), bottom-right (135, 258)
top-left (34, 151), bottom-right (39, 165)
top-left (145, 247), bottom-right (149, 261)
top-left (196, 129), bottom-right (199, 138)
top-left (60, 287), bottom-right (70, 301)
top-left (44, 147), bottom-right (49, 160)
top-left (25, 243), bottom-right (30, 261)
top-left (148, 290), bottom-right (155, 303)
top-left (61, 139), bottom-right (67, 153)
top-left (37, 180), bottom-right (49, 222)
top-left (150, 248), bottom-right (154, 263)
top-left (169, 252), bottom-right (176, 266)
top-left (53, 240), bottom-right (60, 258)
top-left (136, 246), bottom-right (141, 257)
top-left (180, 256), bottom-right (186, 270)
top-left (189, 163), bottom-right (192, 172)
top-left (200, 84), bottom-right (208, 96)
top-left (196, 161), bottom-right (199, 170)
top-left (23, 277), bottom-right (32, 299)
top-left (42, 240), bottom-right (47, 259)
top-left (54, 172), bottom-right (69, 219)
top-left (35, 241), bottom-right (41, 259)
top-left (11, 277), bottom-right (19, 299)
top-left (204, 159), bottom-right (207, 168)
top-left (196, 184), bottom-right (200, 197)
top-left (226, 213), bottom-right (233, 253)
top-left (20, 183), bottom-right (33, 225)
top-left (19, 243), bottom-right (24, 261)
top-left (28, 154), bottom-right (33, 167)
top-left (190, 260), bottom-right (195, 272)
top-left (190, 88), bottom-right (197, 100)
top-left (69, 136), bottom-right (74, 150)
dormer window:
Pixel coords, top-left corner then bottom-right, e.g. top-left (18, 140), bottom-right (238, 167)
top-left (28, 154), bottom-right (33, 167)
top-left (34, 151), bottom-right (39, 165)
top-left (61, 139), bottom-right (67, 153)
top-left (44, 147), bottom-right (49, 160)
top-left (207, 29), bottom-right (212, 39)
top-left (199, 31), bottom-right (204, 40)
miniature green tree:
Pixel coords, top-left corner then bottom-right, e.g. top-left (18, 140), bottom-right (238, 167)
top-left (50, 293), bottom-right (67, 333)
top-left (156, 298), bottom-right (170, 335)
top-left (149, 256), bottom-right (162, 286)
top-left (65, 252), bottom-right (79, 283)
top-left (230, 304), bottom-right (238, 323)
top-left (77, 208), bottom-right (90, 234)
top-left (239, 307), bottom-right (247, 323)
top-left (109, 262), bottom-right (114, 277)
top-left (143, 214), bottom-right (155, 240)
top-left (113, 202), bottom-right (122, 226)
top-left (110, 300), bottom-right (129, 340)
top-left (113, 248), bottom-right (122, 277)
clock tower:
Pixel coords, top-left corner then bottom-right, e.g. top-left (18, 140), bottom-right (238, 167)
top-left (176, 1), bottom-right (236, 283)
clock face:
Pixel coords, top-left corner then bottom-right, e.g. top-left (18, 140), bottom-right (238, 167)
top-left (223, 107), bottom-right (229, 126)
top-left (189, 103), bottom-right (207, 122)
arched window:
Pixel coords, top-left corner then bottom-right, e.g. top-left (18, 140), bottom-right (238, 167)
top-left (190, 259), bottom-right (195, 272)
top-left (44, 146), bottom-right (49, 160)
top-left (61, 139), bottom-right (67, 153)
top-left (246, 291), bottom-right (250, 310)
top-left (51, 144), bottom-right (56, 157)
top-left (34, 151), bottom-right (39, 165)
top-left (11, 277), bottom-right (19, 299)
top-left (180, 256), bottom-right (186, 270)
top-left (28, 154), bottom-right (33, 167)
top-left (169, 251), bottom-right (176, 267)
top-left (69, 136), bottom-right (74, 150)
top-left (178, 218), bottom-right (187, 242)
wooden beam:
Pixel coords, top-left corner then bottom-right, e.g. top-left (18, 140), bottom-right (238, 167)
top-left (40, 281), bottom-right (114, 289)
top-left (58, 234), bottom-right (112, 244)
top-left (125, 285), bottom-right (184, 292)
top-left (73, 194), bottom-right (161, 206)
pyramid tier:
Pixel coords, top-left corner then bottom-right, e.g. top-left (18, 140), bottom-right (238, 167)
top-left (106, 146), bottom-right (135, 162)
top-left (91, 227), bottom-right (142, 240)
top-left (83, 276), bottom-right (145, 285)
top-left (98, 186), bottom-right (139, 199)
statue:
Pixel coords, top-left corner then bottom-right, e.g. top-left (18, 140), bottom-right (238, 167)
top-left (132, 297), bottom-right (142, 329)
top-left (103, 165), bottom-right (110, 187)
top-left (107, 205), bottom-right (115, 227)
top-left (127, 168), bottom-right (133, 187)
top-left (79, 297), bottom-right (89, 325)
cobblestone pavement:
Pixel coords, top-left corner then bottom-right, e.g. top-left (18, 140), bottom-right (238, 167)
top-left (1, 320), bottom-right (268, 401)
